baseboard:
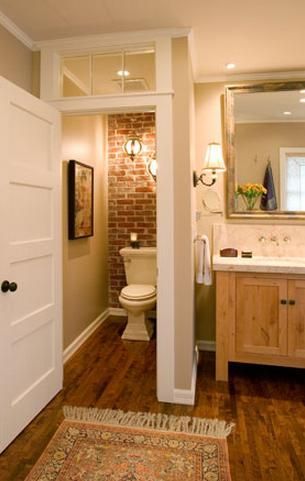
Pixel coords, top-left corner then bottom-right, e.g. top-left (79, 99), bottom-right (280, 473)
top-left (63, 309), bottom-right (110, 364)
top-left (108, 307), bottom-right (127, 316)
top-left (173, 349), bottom-right (198, 406)
top-left (196, 340), bottom-right (216, 352)
top-left (109, 307), bottom-right (156, 319)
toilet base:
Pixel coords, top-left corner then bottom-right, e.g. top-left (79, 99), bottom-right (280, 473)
top-left (122, 312), bottom-right (154, 341)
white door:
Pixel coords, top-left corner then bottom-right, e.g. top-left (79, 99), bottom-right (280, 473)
top-left (0, 77), bottom-right (62, 453)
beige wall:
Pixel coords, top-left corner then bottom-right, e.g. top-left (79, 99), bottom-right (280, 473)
top-left (0, 24), bottom-right (32, 92)
top-left (172, 37), bottom-right (195, 390)
top-left (62, 115), bottom-right (108, 349)
top-left (32, 51), bottom-right (41, 97)
top-left (195, 81), bottom-right (305, 343)
top-left (194, 82), bottom-right (225, 342)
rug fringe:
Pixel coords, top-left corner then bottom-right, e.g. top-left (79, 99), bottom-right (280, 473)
top-left (63, 406), bottom-right (234, 438)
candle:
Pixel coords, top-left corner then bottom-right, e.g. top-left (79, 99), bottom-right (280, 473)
top-left (130, 232), bottom-right (137, 242)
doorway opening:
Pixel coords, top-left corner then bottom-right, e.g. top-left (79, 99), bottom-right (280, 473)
top-left (61, 110), bottom-right (157, 354)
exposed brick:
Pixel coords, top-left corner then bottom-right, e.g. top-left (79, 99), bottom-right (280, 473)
top-left (108, 112), bottom-right (156, 307)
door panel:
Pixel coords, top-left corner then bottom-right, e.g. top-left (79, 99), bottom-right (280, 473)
top-left (9, 183), bottom-right (53, 241)
top-left (236, 276), bottom-right (287, 356)
top-left (0, 77), bottom-right (62, 453)
top-left (9, 102), bottom-right (52, 170)
top-left (288, 280), bottom-right (305, 358)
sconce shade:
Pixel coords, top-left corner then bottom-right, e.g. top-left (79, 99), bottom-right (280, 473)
top-left (123, 137), bottom-right (142, 160)
top-left (203, 142), bottom-right (226, 172)
top-left (193, 142), bottom-right (226, 187)
top-left (147, 157), bottom-right (157, 181)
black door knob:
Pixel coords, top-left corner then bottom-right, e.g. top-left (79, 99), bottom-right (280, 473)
top-left (1, 280), bottom-right (18, 293)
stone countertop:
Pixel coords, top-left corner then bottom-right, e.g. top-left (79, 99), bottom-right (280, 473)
top-left (212, 255), bottom-right (305, 274)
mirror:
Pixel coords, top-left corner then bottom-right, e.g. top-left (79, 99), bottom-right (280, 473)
top-left (225, 81), bottom-right (305, 218)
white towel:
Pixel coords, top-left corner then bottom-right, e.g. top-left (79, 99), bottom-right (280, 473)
top-left (196, 235), bottom-right (212, 285)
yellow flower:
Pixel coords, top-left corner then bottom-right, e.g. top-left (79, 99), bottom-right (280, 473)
top-left (235, 183), bottom-right (267, 210)
top-left (236, 183), bottom-right (267, 197)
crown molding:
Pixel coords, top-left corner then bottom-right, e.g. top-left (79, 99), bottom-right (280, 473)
top-left (196, 69), bottom-right (305, 84)
top-left (35, 27), bottom-right (191, 52)
top-left (0, 10), bottom-right (34, 50)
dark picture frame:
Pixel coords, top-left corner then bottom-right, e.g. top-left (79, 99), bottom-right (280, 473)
top-left (68, 160), bottom-right (94, 240)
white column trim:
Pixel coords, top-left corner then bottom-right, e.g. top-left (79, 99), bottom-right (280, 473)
top-left (173, 349), bottom-right (198, 405)
top-left (156, 94), bottom-right (175, 402)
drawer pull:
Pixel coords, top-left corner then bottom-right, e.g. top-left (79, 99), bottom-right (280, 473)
top-left (288, 300), bottom-right (296, 305)
top-left (280, 299), bottom-right (287, 305)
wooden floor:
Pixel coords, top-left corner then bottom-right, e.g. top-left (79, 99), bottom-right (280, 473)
top-left (0, 316), bottom-right (304, 481)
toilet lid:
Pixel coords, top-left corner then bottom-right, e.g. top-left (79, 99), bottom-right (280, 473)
top-left (121, 284), bottom-right (156, 300)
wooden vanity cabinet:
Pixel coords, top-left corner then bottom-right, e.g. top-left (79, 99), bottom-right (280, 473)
top-left (215, 272), bottom-right (305, 381)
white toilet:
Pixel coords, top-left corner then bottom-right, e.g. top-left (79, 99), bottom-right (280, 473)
top-left (119, 246), bottom-right (157, 341)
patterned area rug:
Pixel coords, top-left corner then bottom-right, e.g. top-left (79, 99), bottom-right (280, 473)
top-left (25, 407), bottom-right (234, 481)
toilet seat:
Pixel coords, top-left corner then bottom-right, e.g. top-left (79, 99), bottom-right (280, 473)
top-left (121, 284), bottom-right (156, 301)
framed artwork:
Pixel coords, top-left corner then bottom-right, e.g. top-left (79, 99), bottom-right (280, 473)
top-left (68, 160), bottom-right (94, 239)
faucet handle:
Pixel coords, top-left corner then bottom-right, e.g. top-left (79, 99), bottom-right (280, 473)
top-left (270, 235), bottom-right (280, 246)
top-left (258, 236), bottom-right (266, 243)
top-left (283, 236), bottom-right (291, 243)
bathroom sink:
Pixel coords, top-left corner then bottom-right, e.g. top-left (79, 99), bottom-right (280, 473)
top-left (212, 255), bottom-right (305, 274)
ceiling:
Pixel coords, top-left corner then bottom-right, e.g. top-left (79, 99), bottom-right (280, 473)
top-left (1, 0), bottom-right (305, 80)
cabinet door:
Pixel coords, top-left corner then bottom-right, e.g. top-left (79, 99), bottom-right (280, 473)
top-left (288, 280), bottom-right (305, 359)
top-left (236, 276), bottom-right (287, 356)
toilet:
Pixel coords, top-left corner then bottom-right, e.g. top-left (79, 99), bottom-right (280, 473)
top-left (119, 246), bottom-right (157, 341)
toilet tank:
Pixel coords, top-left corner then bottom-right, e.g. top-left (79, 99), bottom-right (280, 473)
top-left (120, 247), bottom-right (157, 285)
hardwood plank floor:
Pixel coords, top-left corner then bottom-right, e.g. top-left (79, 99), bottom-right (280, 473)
top-left (0, 316), bottom-right (304, 481)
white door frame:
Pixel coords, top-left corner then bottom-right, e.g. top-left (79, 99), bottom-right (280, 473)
top-left (49, 92), bottom-right (176, 402)
top-left (37, 30), bottom-right (188, 403)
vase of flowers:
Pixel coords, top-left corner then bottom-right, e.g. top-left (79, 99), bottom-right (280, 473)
top-left (235, 183), bottom-right (267, 210)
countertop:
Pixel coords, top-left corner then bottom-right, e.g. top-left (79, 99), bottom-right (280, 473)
top-left (213, 255), bottom-right (305, 274)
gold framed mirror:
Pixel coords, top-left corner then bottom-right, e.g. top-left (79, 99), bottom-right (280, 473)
top-left (225, 80), bottom-right (305, 219)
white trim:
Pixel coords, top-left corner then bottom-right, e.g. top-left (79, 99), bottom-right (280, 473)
top-left (63, 309), bottom-right (110, 363)
top-left (196, 340), bottom-right (216, 352)
top-left (0, 10), bottom-right (34, 50)
top-left (42, 34), bottom-right (176, 404)
top-left (196, 69), bottom-right (305, 84)
top-left (173, 350), bottom-right (197, 405)
top-left (35, 28), bottom-right (191, 51)
top-left (108, 307), bottom-right (127, 316)
top-left (47, 90), bottom-right (174, 108)
top-left (109, 307), bottom-right (156, 319)
top-left (156, 94), bottom-right (175, 403)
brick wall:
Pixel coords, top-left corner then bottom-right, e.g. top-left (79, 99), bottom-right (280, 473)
top-left (108, 112), bottom-right (156, 307)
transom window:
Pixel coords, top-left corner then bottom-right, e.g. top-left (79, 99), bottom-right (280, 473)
top-left (61, 48), bottom-right (155, 97)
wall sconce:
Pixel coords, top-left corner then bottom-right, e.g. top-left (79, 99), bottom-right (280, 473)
top-left (123, 136), bottom-right (142, 161)
top-left (147, 157), bottom-right (157, 181)
top-left (193, 142), bottom-right (226, 187)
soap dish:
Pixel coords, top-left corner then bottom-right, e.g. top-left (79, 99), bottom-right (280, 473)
top-left (220, 248), bottom-right (238, 257)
